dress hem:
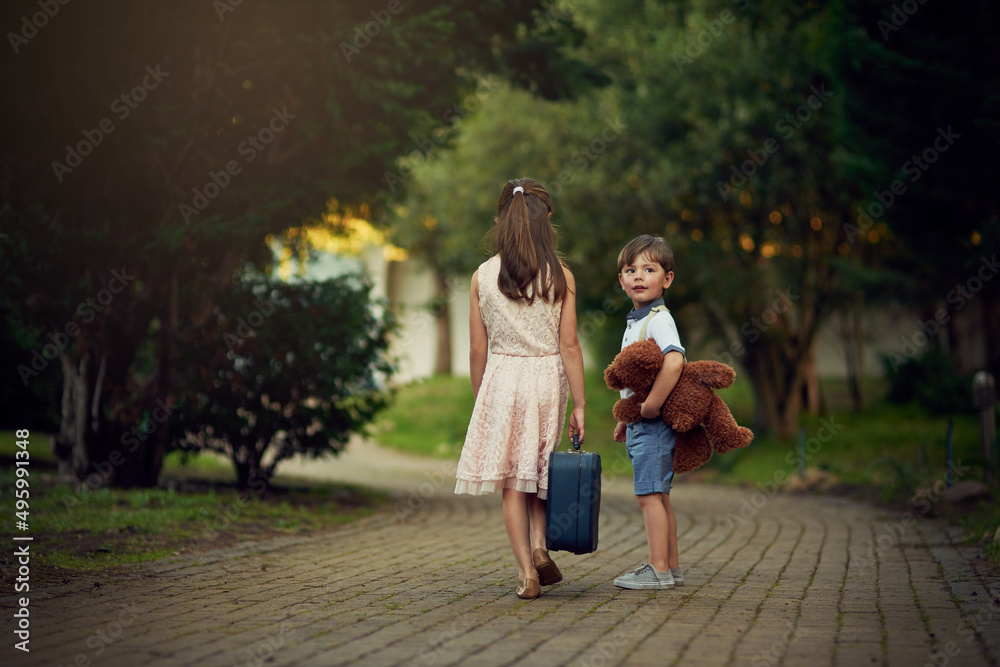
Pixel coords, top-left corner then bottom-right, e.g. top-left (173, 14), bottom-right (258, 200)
top-left (455, 478), bottom-right (548, 500)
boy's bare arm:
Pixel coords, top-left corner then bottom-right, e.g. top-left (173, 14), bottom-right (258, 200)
top-left (614, 420), bottom-right (626, 442)
top-left (640, 351), bottom-right (684, 419)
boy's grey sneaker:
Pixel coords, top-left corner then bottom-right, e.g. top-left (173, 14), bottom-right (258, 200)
top-left (614, 563), bottom-right (674, 590)
top-left (670, 567), bottom-right (684, 585)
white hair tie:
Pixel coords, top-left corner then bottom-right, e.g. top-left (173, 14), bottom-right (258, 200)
top-left (512, 186), bottom-right (524, 195)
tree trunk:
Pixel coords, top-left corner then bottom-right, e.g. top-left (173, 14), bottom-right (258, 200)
top-left (57, 318), bottom-right (168, 489)
top-left (802, 344), bottom-right (820, 415)
top-left (433, 272), bottom-right (452, 376)
top-left (839, 303), bottom-right (867, 412)
top-left (742, 336), bottom-right (810, 438)
top-left (235, 461), bottom-right (253, 490)
top-left (56, 354), bottom-right (92, 478)
top-left (985, 297), bottom-right (1000, 378)
top-left (145, 270), bottom-right (179, 487)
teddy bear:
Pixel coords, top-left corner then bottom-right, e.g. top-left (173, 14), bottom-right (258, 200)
top-left (604, 339), bottom-right (754, 473)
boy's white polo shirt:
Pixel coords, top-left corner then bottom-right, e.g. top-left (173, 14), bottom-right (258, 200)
top-left (620, 297), bottom-right (685, 399)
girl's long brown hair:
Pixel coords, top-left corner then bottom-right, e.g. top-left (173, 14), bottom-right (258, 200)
top-left (488, 177), bottom-right (567, 304)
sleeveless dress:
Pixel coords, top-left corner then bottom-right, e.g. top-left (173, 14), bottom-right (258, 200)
top-left (454, 255), bottom-right (569, 500)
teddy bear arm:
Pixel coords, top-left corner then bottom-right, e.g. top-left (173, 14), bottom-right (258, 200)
top-left (662, 402), bottom-right (698, 432)
top-left (661, 380), bottom-right (710, 432)
top-left (691, 360), bottom-right (736, 389)
top-left (612, 395), bottom-right (644, 424)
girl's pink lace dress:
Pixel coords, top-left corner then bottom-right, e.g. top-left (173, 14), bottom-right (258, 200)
top-left (455, 255), bottom-right (568, 500)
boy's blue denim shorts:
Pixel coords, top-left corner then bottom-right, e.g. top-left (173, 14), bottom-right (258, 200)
top-left (625, 418), bottom-right (675, 495)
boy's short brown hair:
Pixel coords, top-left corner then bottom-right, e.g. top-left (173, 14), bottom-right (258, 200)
top-left (617, 234), bottom-right (674, 273)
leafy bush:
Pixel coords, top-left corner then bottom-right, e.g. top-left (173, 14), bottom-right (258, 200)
top-left (882, 349), bottom-right (974, 415)
top-left (172, 275), bottom-right (394, 488)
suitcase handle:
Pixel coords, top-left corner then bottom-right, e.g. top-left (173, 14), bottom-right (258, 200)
top-left (571, 433), bottom-right (581, 451)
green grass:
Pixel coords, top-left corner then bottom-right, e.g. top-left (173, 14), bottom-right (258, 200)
top-left (374, 376), bottom-right (478, 457)
top-left (0, 431), bottom-right (384, 581)
top-left (0, 431), bottom-right (234, 477)
top-left (0, 467), bottom-right (382, 577)
top-left (960, 499), bottom-right (1000, 567)
top-left (701, 397), bottom-right (983, 488)
top-left (375, 371), bottom-right (626, 461)
top-left (376, 372), bottom-right (987, 488)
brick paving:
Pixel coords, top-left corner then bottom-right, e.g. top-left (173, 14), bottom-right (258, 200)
top-left (3, 442), bottom-right (999, 666)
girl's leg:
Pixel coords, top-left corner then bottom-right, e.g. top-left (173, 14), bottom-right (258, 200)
top-left (636, 493), bottom-right (670, 572)
top-left (527, 493), bottom-right (548, 551)
top-left (502, 488), bottom-right (537, 581)
top-left (661, 494), bottom-right (679, 570)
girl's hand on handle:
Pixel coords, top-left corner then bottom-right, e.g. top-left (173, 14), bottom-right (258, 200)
top-left (569, 406), bottom-right (585, 444)
top-left (613, 421), bottom-right (626, 443)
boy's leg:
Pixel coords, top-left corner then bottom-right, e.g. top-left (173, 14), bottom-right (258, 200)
top-left (636, 492), bottom-right (671, 573)
top-left (626, 420), bottom-right (676, 573)
top-left (662, 493), bottom-right (679, 570)
top-left (501, 488), bottom-right (537, 581)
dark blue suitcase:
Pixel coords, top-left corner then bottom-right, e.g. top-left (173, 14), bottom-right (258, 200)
top-left (545, 435), bottom-right (601, 554)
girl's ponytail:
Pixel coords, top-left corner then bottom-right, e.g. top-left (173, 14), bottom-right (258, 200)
top-left (491, 178), bottom-right (567, 304)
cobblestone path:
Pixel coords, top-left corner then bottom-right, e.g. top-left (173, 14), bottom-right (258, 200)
top-left (3, 442), bottom-right (998, 666)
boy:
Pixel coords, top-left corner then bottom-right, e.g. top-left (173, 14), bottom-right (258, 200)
top-left (612, 234), bottom-right (685, 590)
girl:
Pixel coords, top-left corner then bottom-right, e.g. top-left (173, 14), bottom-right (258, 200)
top-left (454, 177), bottom-right (586, 600)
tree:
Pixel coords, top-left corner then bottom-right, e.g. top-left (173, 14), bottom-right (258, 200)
top-left (520, 0), bottom-right (857, 435)
top-left (171, 275), bottom-right (392, 488)
top-left (0, 0), bottom-right (552, 486)
top-left (834, 0), bottom-right (1000, 379)
top-left (387, 0), bottom-right (995, 435)
top-left (386, 82), bottom-right (617, 371)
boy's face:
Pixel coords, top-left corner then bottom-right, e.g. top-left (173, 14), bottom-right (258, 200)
top-left (619, 251), bottom-right (673, 309)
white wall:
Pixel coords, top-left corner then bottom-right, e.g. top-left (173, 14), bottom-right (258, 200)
top-left (334, 247), bottom-right (988, 384)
